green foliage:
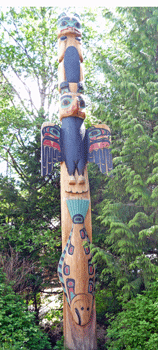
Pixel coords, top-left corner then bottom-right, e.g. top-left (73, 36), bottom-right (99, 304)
top-left (44, 301), bottom-right (63, 325)
top-left (53, 336), bottom-right (65, 350)
top-left (0, 269), bottom-right (51, 349)
top-left (0, 7), bottom-right (62, 306)
top-left (106, 280), bottom-right (158, 350)
top-left (90, 7), bottom-right (158, 317)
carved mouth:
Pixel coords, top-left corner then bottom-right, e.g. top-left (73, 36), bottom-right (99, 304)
top-left (75, 308), bottom-right (81, 325)
top-left (61, 27), bottom-right (80, 33)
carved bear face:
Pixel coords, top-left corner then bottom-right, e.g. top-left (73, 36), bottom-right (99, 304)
top-left (57, 12), bottom-right (82, 37)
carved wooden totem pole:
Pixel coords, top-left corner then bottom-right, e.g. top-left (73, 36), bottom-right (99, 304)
top-left (41, 12), bottom-right (113, 350)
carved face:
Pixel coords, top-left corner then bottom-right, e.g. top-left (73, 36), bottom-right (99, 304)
top-left (59, 93), bottom-right (85, 120)
top-left (71, 294), bottom-right (93, 326)
top-left (57, 13), bottom-right (82, 36)
top-left (58, 34), bottom-right (82, 63)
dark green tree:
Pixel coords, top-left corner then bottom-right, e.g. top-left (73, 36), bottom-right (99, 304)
top-left (87, 7), bottom-right (158, 321)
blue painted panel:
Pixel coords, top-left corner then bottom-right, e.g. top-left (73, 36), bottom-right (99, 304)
top-left (66, 199), bottom-right (90, 221)
top-left (61, 117), bottom-right (87, 176)
top-left (64, 46), bottom-right (80, 83)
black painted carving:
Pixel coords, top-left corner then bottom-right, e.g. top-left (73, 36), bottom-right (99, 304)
top-left (41, 121), bottom-right (113, 177)
top-left (42, 11), bottom-right (113, 178)
top-left (64, 46), bottom-right (80, 83)
top-left (61, 116), bottom-right (87, 176)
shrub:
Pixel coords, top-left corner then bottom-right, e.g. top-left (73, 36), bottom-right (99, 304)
top-left (106, 281), bottom-right (158, 349)
top-left (0, 269), bottom-right (51, 349)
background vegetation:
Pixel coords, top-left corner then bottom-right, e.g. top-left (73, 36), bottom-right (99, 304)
top-left (0, 6), bottom-right (158, 349)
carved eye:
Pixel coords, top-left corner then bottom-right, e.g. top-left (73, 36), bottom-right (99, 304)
top-left (61, 88), bottom-right (69, 95)
top-left (89, 129), bottom-right (101, 139)
top-left (60, 36), bottom-right (67, 41)
top-left (75, 37), bottom-right (81, 42)
top-left (61, 97), bottom-right (72, 108)
top-left (62, 99), bottom-right (71, 106)
top-left (49, 127), bottom-right (60, 137)
top-left (61, 20), bottom-right (68, 27)
top-left (78, 97), bottom-right (85, 108)
top-left (74, 21), bottom-right (81, 29)
top-left (80, 100), bottom-right (85, 108)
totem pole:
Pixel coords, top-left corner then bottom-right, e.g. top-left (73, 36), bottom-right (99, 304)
top-left (41, 12), bottom-right (112, 350)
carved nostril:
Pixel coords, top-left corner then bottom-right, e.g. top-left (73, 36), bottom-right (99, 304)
top-left (81, 307), bottom-right (84, 310)
top-left (87, 307), bottom-right (89, 311)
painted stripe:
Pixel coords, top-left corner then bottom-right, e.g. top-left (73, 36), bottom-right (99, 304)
top-left (58, 227), bottom-right (74, 306)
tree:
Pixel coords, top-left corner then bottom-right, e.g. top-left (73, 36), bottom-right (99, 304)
top-left (0, 7), bottom-right (62, 321)
top-left (89, 7), bottom-right (158, 321)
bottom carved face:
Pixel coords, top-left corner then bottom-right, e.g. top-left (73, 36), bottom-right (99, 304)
top-left (70, 294), bottom-right (93, 326)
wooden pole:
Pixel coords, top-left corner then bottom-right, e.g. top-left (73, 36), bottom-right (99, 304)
top-left (60, 164), bottom-right (97, 349)
top-left (41, 11), bottom-right (112, 350)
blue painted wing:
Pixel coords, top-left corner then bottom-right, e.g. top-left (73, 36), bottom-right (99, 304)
top-left (41, 123), bottom-right (62, 176)
top-left (87, 125), bottom-right (113, 176)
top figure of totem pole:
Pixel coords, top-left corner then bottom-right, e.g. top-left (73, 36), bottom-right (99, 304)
top-left (41, 11), bottom-right (113, 350)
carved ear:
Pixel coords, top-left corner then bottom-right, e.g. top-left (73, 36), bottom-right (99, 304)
top-left (60, 82), bottom-right (70, 95)
top-left (58, 12), bottom-right (67, 20)
top-left (77, 82), bottom-right (84, 93)
top-left (73, 13), bottom-right (81, 20)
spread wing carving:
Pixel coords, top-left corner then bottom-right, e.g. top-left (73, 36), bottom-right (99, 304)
top-left (41, 123), bottom-right (63, 176)
top-left (87, 124), bottom-right (113, 175)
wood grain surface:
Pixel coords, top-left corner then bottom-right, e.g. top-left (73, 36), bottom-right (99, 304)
top-left (60, 161), bottom-right (97, 349)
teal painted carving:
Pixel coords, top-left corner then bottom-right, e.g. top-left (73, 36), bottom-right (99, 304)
top-left (57, 198), bottom-right (95, 326)
top-left (66, 199), bottom-right (90, 221)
